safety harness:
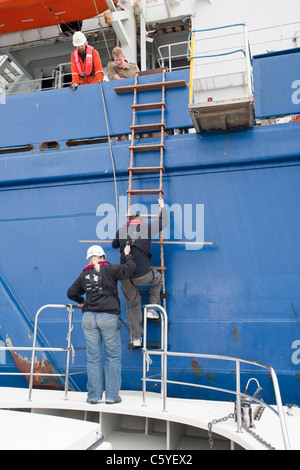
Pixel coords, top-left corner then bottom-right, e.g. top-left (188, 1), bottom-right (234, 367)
top-left (73, 45), bottom-right (94, 77)
top-left (83, 262), bottom-right (117, 299)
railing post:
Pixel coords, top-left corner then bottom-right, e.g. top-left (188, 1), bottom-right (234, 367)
top-left (243, 23), bottom-right (252, 96)
top-left (235, 360), bottom-right (242, 433)
top-left (168, 44), bottom-right (172, 71)
top-left (142, 304), bottom-right (168, 411)
top-left (188, 32), bottom-right (195, 104)
top-left (27, 304), bottom-right (81, 402)
top-left (269, 367), bottom-right (291, 450)
top-left (160, 305), bottom-right (168, 412)
top-left (64, 305), bottom-right (74, 400)
top-left (28, 306), bottom-right (45, 401)
top-left (142, 305), bottom-right (147, 407)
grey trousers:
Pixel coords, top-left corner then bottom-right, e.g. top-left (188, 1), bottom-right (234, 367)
top-left (121, 269), bottom-right (162, 339)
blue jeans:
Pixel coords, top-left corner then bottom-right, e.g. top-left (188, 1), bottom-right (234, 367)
top-left (82, 312), bottom-right (121, 402)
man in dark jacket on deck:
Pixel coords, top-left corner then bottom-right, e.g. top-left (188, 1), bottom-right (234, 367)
top-left (112, 198), bottom-right (169, 347)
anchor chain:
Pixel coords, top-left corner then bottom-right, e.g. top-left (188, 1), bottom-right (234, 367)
top-left (208, 413), bottom-right (235, 450)
top-left (208, 412), bottom-right (276, 450)
top-left (241, 418), bottom-right (276, 450)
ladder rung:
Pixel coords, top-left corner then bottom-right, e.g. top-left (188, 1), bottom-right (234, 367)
top-left (127, 341), bottom-right (167, 350)
top-left (146, 342), bottom-right (163, 349)
top-left (131, 123), bottom-right (166, 132)
top-left (139, 290), bottom-right (168, 298)
top-left (127, 343), bottom-right (140, 350)
top-left (128, 166), bottom-right (164, 173)
top-left (6, 63), bottom-right (20, 76)
top-left (129, 143), bottom-right (165, 152)
top-left (126, 213), bottom-right (161, 219)
top-left (132, 102), bottom-right (166, 111)
top-left (146, 317), bottom-right (160, 323)
top-left (151, 266), bottom-right (166, 270)
top-left (114, 80), bottom-right (187, 94)
top-left (1, 72), bottom-right (14, 83)
top-left (137, 68), bottom-right (166, 76)
top-left (127, 189), bottom-right (164, 195)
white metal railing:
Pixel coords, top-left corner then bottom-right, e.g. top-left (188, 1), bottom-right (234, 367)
top-left (0, 304), bottom-right (85, 401)
top-left (53, 62), bottom-right (72, 89)
top-left (142, 304), bottom-right (291, 450)
top-left (5, 62), bottom-right (72, 96)
top-left (158, 41), bottom-right (189, 71)
top-left (0, 301), bottom-right (292, 449)
top-left (187, 23), bottom-right (253, 103)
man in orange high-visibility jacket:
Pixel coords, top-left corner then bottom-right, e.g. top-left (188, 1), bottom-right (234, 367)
top-left (71, 31), bottom-right (104, 87)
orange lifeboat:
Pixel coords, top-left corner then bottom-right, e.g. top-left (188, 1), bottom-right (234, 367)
top-left (0, 0), bottom-right (117, 35)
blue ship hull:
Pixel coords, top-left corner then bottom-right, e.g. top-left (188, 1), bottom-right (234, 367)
top-left (0, 59), bottom-right (300, 406)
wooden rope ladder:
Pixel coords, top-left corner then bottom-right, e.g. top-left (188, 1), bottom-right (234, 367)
top-left (127, 69), bottom-right (167, 311)
top-left (114, 69), bottom-right (187, 334)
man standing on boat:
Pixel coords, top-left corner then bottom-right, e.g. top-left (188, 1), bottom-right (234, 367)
top-left (70, 31), bottom-right (104, 88)
top-left (67, 244), bottom-right (136, 404)
top-left (107, 47), bottom-right (139, 81)
top-left (112, 198), bottom-right (168, 348)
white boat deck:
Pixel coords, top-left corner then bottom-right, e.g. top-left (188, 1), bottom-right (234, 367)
top-left (0, 408), bottom-right (103, 450)
top-left (0, 386), bottom-right (298, 450)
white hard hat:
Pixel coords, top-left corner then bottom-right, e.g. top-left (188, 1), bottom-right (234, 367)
top-left (73, 31), bottom-right (87, 47)
top-left (86, 245), bottom-right (106, 260)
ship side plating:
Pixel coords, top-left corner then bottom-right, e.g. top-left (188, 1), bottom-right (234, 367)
top-left (0, 58), bottom-right (300, 405)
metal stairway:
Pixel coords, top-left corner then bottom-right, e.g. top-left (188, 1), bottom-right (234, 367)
top-left (0, 56), bottom-right (21, 91)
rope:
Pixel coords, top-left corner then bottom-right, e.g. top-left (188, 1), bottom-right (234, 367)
top-left (91, 0), bottom-right (112, 60)
top-left (99, 81), bottom-right (119, 230)
top-left (99, 81), bottom-right (133, 338)
top-left (119, 316), bottom-right (131, 334)
top-left (39, 0), bottom-right (77, 33)
top-left (66, 307), bottom-right (76, 364)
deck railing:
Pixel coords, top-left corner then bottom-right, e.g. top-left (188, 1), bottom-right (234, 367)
top-left (0, 304), bottom-right (85, 401)
top-left (187, 23), bottom-right (253, 104)
top-left (0, 302), bottom-right (291, 449)
top-left (142, 304), bottom-right (291, 450)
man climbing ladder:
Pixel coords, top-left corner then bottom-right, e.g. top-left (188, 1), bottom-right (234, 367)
top-left (112, 198), bottom-right (168, 347)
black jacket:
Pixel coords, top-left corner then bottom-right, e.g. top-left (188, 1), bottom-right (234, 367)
top-left (67, 254), bottom-right (136, 314)
top-left (112, 207), bottom-right (169, 278)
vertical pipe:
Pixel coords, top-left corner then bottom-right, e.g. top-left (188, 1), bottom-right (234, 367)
top-left (161, 305), bottom-right (168, 412)
top-left (235, 360), bottom-right (242, 433)
top-left (188, 33), bottom-right (195, 104)
top-left (64, 306), bottom-right (74, 400)
top-left (243, 24), bottom-right (252, 97)
top-left (162, 346), bottom-right (167, 413)
top-left (142, 306), bottom-right (147, 406)
top-left (58, 65), bottom-right (63, 89)
top-left (28, 307), bottom-right (43, 401)
top-left (269, 367), bottom-right (291, 450)
top-left (160, 315), bottom-right (164, 403)
top-left (168, 44), bottom-right (172, 71)
top-left (140, 0), bottom-right (147, 71)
